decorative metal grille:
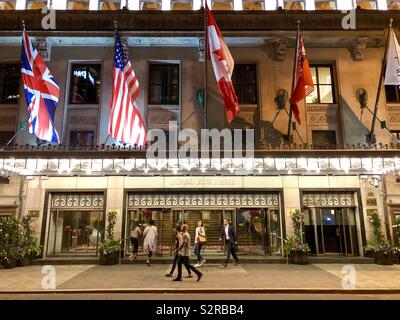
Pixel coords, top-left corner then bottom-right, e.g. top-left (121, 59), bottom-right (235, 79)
top-left (127, 192), bottom-right (279, 208)
top-left (50, 192), bottom-right (104, 209)
top-left (302, 192), bottom-right (355, 207)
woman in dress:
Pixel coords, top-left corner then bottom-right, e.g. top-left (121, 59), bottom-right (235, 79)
top-left (143, 219), bottom-right (158, 266)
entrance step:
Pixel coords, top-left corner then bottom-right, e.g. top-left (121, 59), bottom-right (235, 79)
top-left (32, 256), bottom-right (375, 265)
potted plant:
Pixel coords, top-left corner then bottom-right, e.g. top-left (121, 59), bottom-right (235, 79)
top-left (16, 215), bottom-right (42, 267)
top-left (364, 211), bottom-right (395, 265)
top-left (99, 210), bottom-right (121, 265)
top-left (0, 217), bottom-right (21, 269)
top-left (393, 247), bottom-right (400, 264)
top-left (284, 210), bottom-right (311, 265)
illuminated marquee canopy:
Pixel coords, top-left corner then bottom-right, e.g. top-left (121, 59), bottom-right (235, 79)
top-left (0, 149), bottom-right (399, 176)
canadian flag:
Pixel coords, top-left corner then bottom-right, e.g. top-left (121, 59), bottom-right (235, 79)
top-left (207, 6), bottom-right (240, 124)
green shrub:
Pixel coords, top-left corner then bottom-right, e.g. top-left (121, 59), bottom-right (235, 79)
top-left (0, 217), bottom-right (21, 265)
top-left (99, 210), bottom-right (121, 256)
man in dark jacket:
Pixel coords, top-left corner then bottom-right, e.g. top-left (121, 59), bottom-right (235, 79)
top-left (219, 219), bottom-right (240, 267)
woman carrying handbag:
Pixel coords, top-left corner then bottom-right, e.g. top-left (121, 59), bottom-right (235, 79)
top-left (194, 220), bottom-right (206, 267)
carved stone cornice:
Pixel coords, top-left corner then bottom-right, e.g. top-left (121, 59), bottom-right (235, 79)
top-left (1, 10), bottom-right (400, 35)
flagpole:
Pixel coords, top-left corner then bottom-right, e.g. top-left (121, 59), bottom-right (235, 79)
top-left (103, 19), bottom-right (118, 147)
top-left (285, 20), bottom-right (300, 144)
top-left (203, 1), bottom-right (208, 130)
top-left (367, 18), bottom-right (393, 144)
top-left (3, 20), bottom-right (30, 150)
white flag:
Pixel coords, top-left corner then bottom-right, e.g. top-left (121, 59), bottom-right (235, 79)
top-left (385, 28), bottom-right (400, 85)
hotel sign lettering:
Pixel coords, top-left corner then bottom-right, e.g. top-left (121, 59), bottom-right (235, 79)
top-left (167, 177), bottom-right (241, 188)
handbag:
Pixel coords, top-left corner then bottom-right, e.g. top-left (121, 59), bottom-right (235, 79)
top-left (198, 234), bottom-right (207, 243)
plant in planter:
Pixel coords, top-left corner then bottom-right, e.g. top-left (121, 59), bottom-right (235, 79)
top-left (17, 215), bottom-right (42, 267)
top-left (99, 210), bottom-right (121, 265)
top-left (392, 247), bottom-right (400, 264)
top-left (364, 211), bottom-right (395, 265)
top-left (284, 210), bottom-right (311, 265)
top-left (0, 217), bottom-right (21, 269)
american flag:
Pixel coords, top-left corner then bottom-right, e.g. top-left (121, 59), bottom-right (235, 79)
top-left (21, 30), bottom-right (60, 143)
top-left (108, 33), bottom-right (146, 146)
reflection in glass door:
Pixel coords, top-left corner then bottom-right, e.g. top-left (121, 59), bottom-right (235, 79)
top-left (236, 208), bottom-right (266, 255)
top-left (47, 210), bottom-right (103, 256)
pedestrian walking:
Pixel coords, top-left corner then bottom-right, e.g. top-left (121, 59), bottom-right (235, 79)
top-left (194, 219), bottom-right (206, 267)
top-left (166, 225), bottom-right (192, 278)
top-left (129, 222), bottom-right (141, 260)
top-left (143, 219), bottom-right (158, 266)
top-left (219, 218), bottom-right (240, 267)
top-left (173, 224), bottom-right (203, 282)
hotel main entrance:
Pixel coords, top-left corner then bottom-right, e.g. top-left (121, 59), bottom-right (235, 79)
top-left (124, 191), bottom-right (283, 257)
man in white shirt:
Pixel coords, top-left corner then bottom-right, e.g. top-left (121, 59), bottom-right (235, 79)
top-left (219, 219), bottom-right (239, 267)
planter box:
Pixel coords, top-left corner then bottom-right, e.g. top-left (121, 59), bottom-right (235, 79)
top-left (2, 259), bottom-right (16, 269)
top-left (99, 252), bottom-right (119, 265)
top-left (290, 251), bottom-right (309, 265)
top-left (16, 255), bottom-right (33, 267)
top-left (394, 253), bottom-right (400, 264)
top-left (374, 252), bottom-right (394, 265)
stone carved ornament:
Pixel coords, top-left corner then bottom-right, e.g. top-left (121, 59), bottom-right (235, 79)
top-left (128, 192), bottom-right (280, 208)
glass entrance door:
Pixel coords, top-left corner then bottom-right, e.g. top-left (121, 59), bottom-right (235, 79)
top-left (319, 208), bottom-right (344, 253)
top-left (126, 208), bottom-right (171, 256)
top-left (392, 208), bottom-right (400, 247)
top-left (47, 210), bottom-right (103, 256)
top-left (172, 209), bottom-right (224, 252)
top-left (267, 209), bottom-right (282, 255)
top-left (304, 207), bottom-right (359, 256)
top-left (236, 208), bottom-right (266, 255)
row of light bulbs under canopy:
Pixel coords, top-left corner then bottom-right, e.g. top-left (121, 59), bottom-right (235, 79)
top-left (0, 157), bottom-right (399, 176)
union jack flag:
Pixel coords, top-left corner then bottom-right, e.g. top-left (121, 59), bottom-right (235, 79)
top-left (21, 30), bottom-right (60, 143)
top-left (108, 33), bottom-right (146, 146)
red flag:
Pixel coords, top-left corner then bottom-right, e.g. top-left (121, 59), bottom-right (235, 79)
top-left (206, 7), bottom-right (240, 124)
top-left (289, 34), bottom-right (314, 125)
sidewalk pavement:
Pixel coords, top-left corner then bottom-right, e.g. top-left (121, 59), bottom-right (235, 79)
top-left (0, 263), bottom-right (400, 293)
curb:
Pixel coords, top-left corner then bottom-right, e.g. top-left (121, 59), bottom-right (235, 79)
top-left (31, 258), bottom-right (375, 266)
top-left (1, 288), bottom-right (400, 294)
